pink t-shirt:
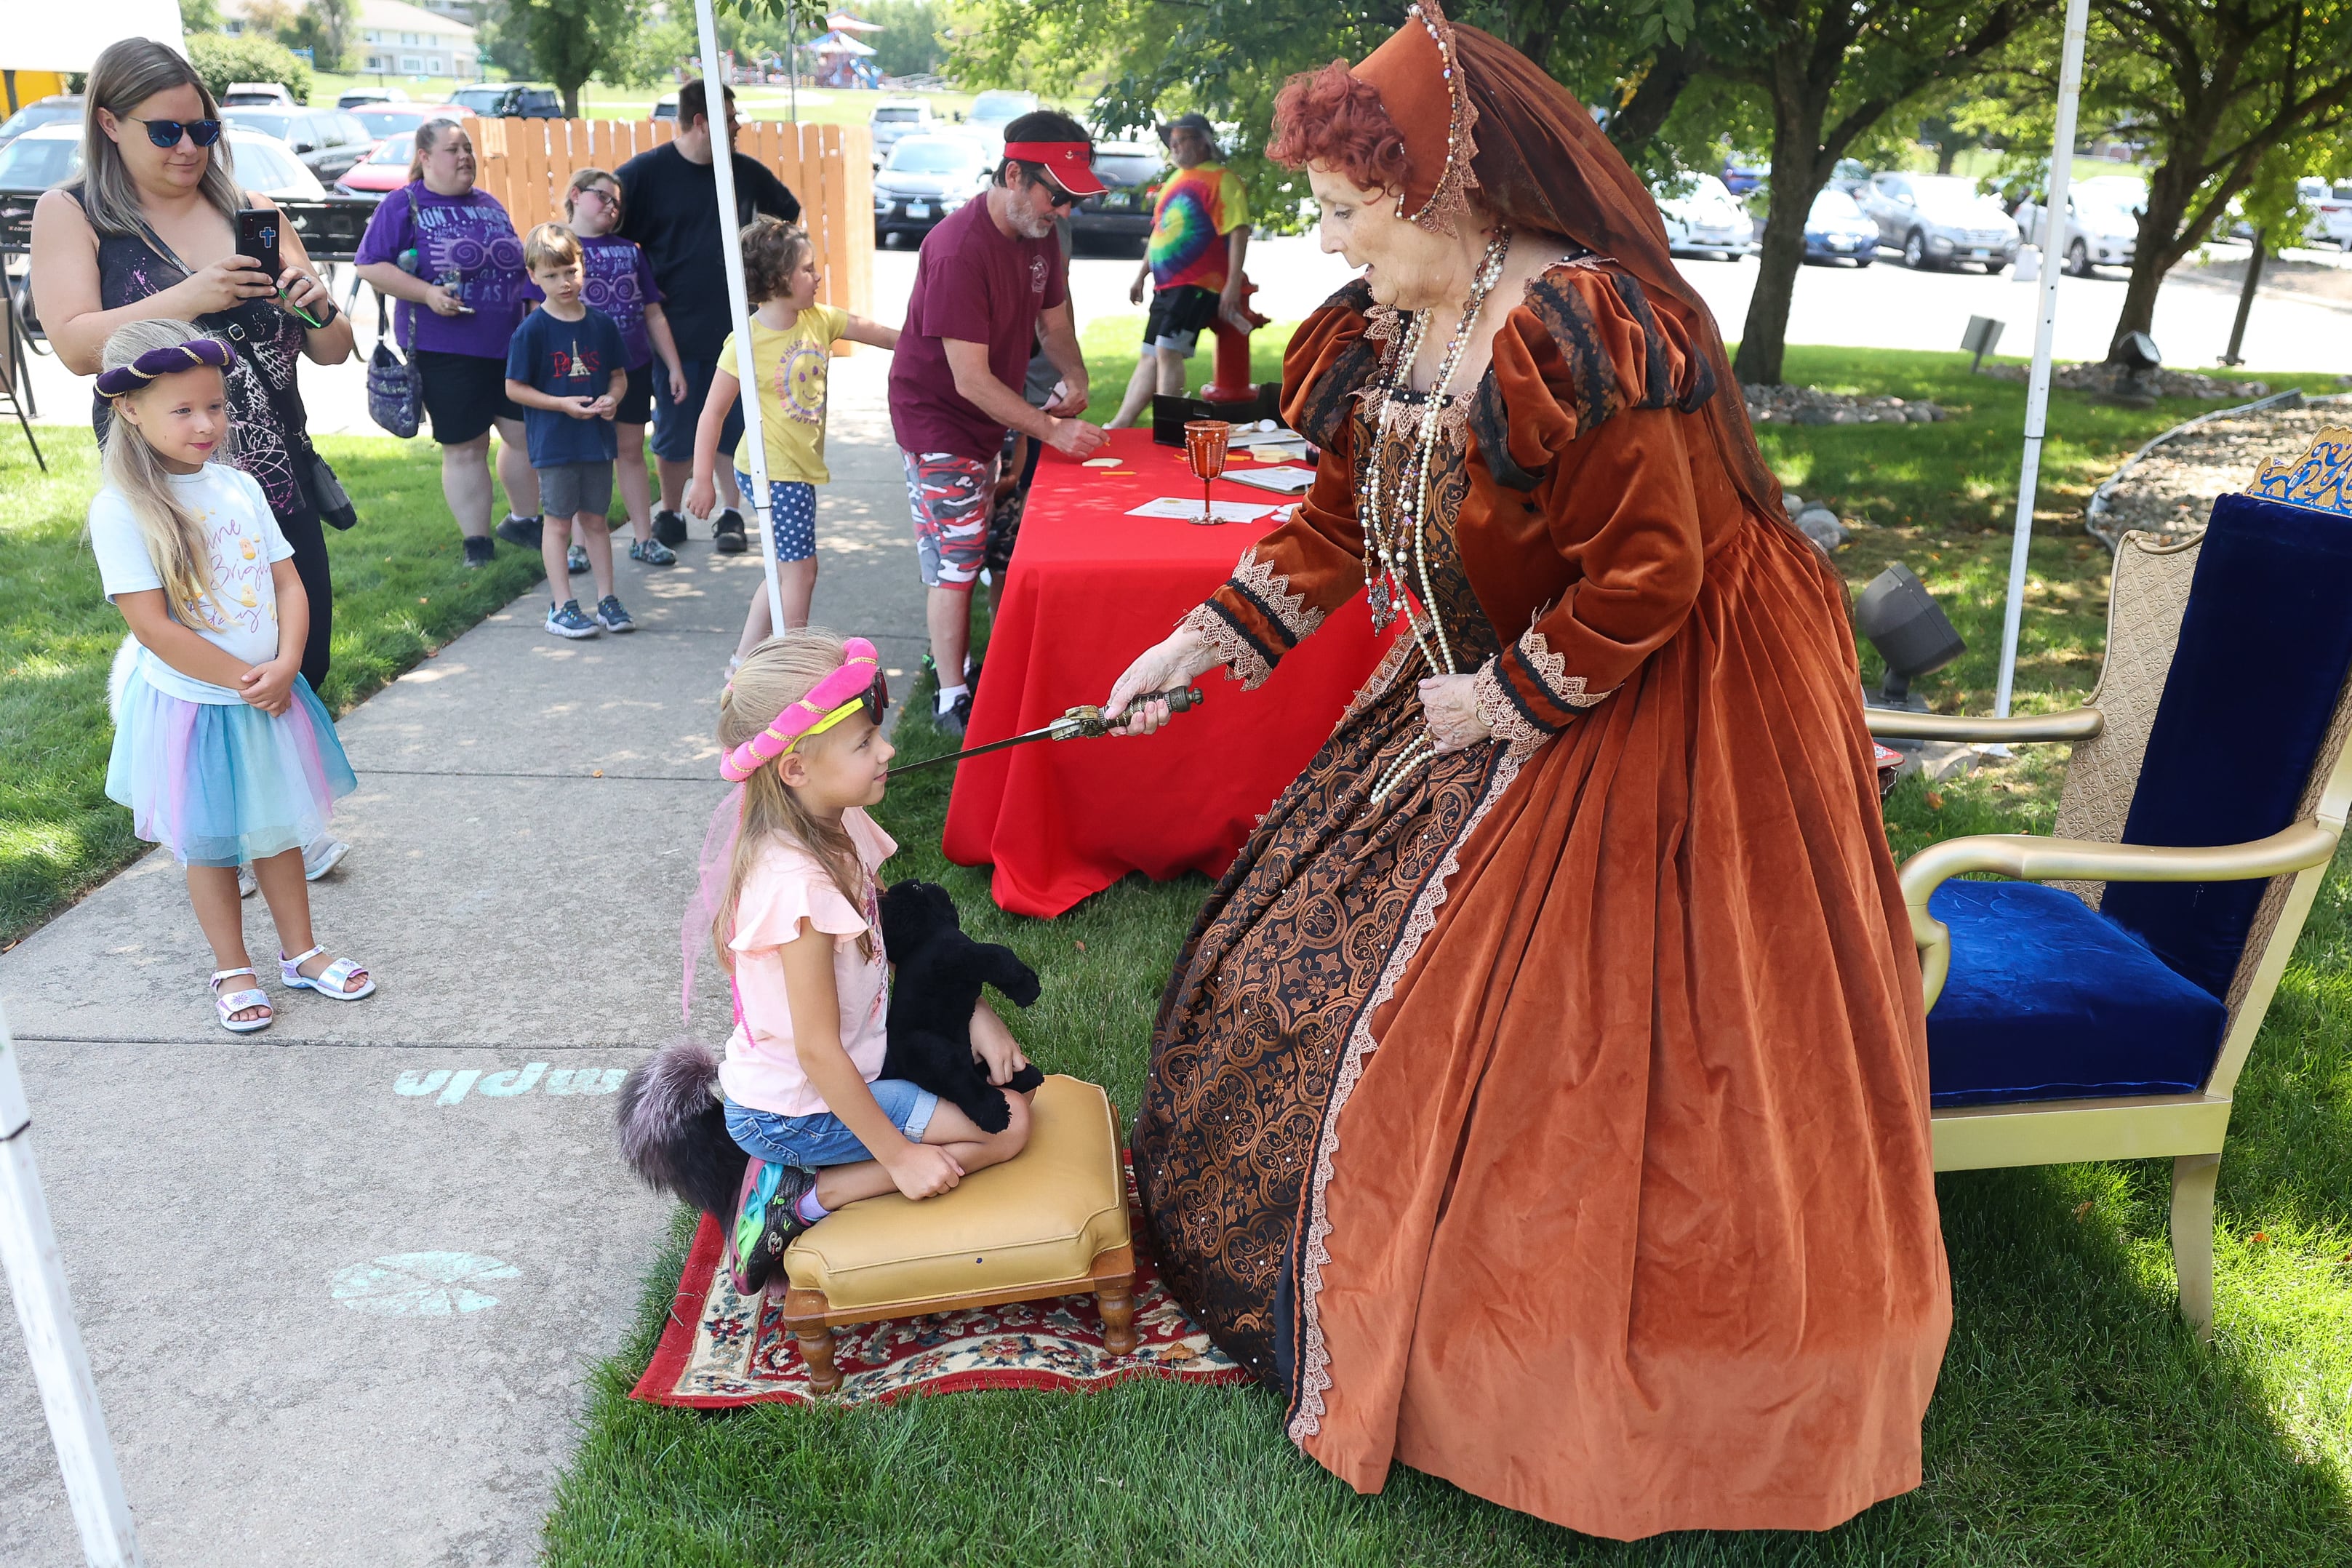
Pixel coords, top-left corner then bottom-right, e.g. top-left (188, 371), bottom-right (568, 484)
top-left (718, 809), bottom-right (898, 1118)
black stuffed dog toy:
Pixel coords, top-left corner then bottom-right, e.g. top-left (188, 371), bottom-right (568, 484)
top-left (620, 879), bottom-right (1042, 1215)
top-left (878, 879), bottom-right (1044, 1132)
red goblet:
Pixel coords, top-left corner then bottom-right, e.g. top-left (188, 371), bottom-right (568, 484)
top-left (1183, 419), bottom-right (1231, 525)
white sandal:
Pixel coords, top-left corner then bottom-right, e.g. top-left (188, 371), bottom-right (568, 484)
top-left (280, 945), bottom-right (376, 1001)
top-left (210, 968), bottom-right (274, 1034)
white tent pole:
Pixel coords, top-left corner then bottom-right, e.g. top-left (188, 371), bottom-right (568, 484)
top-left (695, 0), bottom-right (785, 633)
top-left (1993, 0), bottom-right (2089, 718)
top-left (0, 1009), bottom-right (142, 1568)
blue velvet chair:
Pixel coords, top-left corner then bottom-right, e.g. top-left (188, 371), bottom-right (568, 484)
top-left (1869, 430), bottom-right (2352, 1335)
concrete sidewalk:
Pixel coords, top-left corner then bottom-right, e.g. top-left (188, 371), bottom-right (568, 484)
top-left (0, 353), bottom-right (922, 1564)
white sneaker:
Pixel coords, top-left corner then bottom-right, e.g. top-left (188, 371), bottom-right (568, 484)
top-left (237, 864), bottom-right (257, 899)
top-left (303, 836), bottom-right (351, 881)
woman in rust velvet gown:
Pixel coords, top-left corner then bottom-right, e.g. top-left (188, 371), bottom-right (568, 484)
top-left (1102, 2), bottom-right (1951, 1542)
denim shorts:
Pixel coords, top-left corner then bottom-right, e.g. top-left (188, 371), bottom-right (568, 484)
top-left (724, 1079), bottom-right (939, 1169)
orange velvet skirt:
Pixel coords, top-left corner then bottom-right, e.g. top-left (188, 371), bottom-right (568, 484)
top-left (1133, 519), bottom-right (1950, 1538)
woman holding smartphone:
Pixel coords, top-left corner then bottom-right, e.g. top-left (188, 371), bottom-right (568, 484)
top-left (353, 118), bottom-right (544, 569)
top-left (31, 36), bottom-right (359, 884)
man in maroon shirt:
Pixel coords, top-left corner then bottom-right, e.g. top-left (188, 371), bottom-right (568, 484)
top-left (889, 110), bottom-right (1108, 736)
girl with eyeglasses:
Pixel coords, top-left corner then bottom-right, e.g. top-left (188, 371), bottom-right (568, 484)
top-left (31, 36), bottom-right (360, 890)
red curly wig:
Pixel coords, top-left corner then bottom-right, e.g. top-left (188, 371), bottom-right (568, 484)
top-left (1268, 60), bottom-right (1410, 193)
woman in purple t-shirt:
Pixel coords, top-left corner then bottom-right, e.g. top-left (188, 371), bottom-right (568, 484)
top-left (354, 120), bottom-right (543, 569)
top-left (564, 169), bottom-right (689, 568)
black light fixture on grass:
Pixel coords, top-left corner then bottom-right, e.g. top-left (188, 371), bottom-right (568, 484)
top-left (1855, 563), bottom-right (1967, 710)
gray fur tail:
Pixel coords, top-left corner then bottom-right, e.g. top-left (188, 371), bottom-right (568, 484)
top-left (616, 1037), bottom-right (748, 1220)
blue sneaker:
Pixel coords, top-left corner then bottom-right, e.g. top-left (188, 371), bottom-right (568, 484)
top-left (629, 536), bottom-right (679, 566)
top-left (566, 543), bottom-right (588, 574)
top-left (593, 595), bottom-right (636, 633)
top-left (545, 599), bottom-right (600, 639)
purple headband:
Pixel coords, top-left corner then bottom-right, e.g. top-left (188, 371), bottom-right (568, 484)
top-left (95, 337), bottom-right (231, 399)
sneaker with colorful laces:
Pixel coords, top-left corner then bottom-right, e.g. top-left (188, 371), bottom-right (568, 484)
top-left (545, 599), bottom-right (601, 639)
top-left (726, 1159), bottom-right (817, 1297)
top-left (628, 536), bottom-right (679, 566)
top-left (593, 594), bottom-right (636, 633)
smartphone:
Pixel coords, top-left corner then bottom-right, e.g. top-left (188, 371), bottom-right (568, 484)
top-left (235, 207), bottom-right (282, 281)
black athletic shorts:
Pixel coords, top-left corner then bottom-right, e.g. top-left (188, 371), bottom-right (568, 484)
top-left (1143, 284), bottom-right (1222, 353)
top-left (616, 361), bottom-right (655, 426)
top-left (416, 349), bottom-right (525, 446)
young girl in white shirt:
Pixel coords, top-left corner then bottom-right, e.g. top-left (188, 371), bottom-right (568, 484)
top-left (89, 319), bottom-right (375, 1034)
top-left (706, 629), bottom-right (1031, 1295)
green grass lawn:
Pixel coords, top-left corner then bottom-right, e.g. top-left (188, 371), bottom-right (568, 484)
top-left (541, 354), bottom-right (2352, 1562)
top-left (0, 426), bottom-right (537, 945)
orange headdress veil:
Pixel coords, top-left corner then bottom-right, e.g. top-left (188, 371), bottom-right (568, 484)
top-left (1344, 2), bottom-right (1794, 538)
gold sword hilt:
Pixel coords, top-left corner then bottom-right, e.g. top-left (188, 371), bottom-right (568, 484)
top-left (1055, 684), bottom-right (1207, 740)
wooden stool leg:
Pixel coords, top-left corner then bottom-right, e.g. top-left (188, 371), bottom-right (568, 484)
top-left (782, 1287), bottom-right (841, 1392)
top-left (794, 1323), bottom-right (842, 1392)
top-left (1097, 1276), bottom-right (1137, 1355)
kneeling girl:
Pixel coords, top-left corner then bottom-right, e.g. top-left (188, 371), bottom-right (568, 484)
top-left (712, 629), bottom-right (1031, 1295)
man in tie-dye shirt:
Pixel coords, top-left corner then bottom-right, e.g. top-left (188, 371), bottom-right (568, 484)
top-left (1107, 113), bottom-right (1252, 428)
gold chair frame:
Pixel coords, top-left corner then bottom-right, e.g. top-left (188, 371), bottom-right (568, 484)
top-left (1868, 524), bottom-right (2352, 1336)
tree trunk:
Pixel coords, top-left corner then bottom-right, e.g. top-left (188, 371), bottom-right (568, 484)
top-left (2105, 161), bottom-right (2199, 360)
top-left (561, 82), bottom-right (582, 119)
top-left (1935, 141), bottom-right (1959, 175)
top-left (1732, 96), bottom-right (1826, 387)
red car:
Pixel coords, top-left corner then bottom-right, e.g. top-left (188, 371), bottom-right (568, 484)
top-left (335, 105), bottom-right (465, 202)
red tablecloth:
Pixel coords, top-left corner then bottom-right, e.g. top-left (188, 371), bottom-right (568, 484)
top-left (941, 429), bottom-right (1393, 917)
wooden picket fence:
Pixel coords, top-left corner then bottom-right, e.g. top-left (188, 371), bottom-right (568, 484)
top-left (459, 116), bottom-right (875, 348)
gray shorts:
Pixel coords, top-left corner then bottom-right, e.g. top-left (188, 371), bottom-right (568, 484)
top-left (537, 460), bottom-right (613, 520)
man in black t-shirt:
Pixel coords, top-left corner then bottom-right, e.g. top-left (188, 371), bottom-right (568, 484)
top-left (616, 79), bottom-right (801, 551)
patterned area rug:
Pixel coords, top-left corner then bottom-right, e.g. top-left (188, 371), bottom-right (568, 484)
top-left (631, 1166), bottom-right (1253, 1407)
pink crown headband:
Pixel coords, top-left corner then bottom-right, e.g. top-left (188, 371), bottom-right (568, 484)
top-left (719, 638), bottom-right (883, 782)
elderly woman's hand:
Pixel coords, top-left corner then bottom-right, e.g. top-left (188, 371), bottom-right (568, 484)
top-left (1419, 673), bottom-right (1491, 753)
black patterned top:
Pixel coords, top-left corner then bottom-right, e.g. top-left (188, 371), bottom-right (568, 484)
top-left (73, 190), bottom-right (313, 521)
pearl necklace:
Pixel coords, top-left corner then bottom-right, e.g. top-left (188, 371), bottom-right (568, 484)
top-left (1361, 228), bottom-right (1511, 803)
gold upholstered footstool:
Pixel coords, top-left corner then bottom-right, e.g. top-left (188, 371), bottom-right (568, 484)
top-left (775, 1073), bottom-right (1137, 1391)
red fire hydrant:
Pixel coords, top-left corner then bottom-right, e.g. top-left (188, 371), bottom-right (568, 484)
top-left (1202, 277), bottom-right (1270, 406)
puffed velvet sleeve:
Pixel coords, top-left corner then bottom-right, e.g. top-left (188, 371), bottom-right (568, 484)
top-left (1179, 279), bottom-right (1382, 688)
top-left (1465, 263), bottom-right (1719, 745)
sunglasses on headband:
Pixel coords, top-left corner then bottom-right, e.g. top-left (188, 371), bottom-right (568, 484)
top-left (124, 116), bottom-right (223, 149)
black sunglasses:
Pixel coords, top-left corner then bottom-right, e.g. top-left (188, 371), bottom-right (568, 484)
top-left (1025, 170), bottom-right (1078, 209)
top-left (125, 116), bottom-right (223, 149)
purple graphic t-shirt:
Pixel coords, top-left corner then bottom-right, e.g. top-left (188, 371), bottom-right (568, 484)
top-left (354, 182), bottom-right (538, 359)
top-left (579, 233), bottom-right (663, 369)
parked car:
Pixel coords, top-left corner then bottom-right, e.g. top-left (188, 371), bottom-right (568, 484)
top-left (965, 89), bottom-right (1038, 157)
top-left (1828, 157), bottom-right (1871, 196)
top-left (869, 98), bottom-right (935, 164)
top-left (221, 105), bottom-right (376, 183)
top-left (337, 87), bottom-right (410, 110)
top-left (2297, 176), bottom-right (2352, 250)
top-left (652, 92), bottom-right (679, 121)
top-left (873, 133), bottom-right (990, 244)
top-left (0, 122), bottom-right (324, 200)
top-left (222, 81), bottom-right (297, 107)
top-left (335, 132), bottom-right (414, 201)
top-left (1652, 171), bottom-right (1752, 260)
top-left (1862, 172), bottom-right (2019, 271)
top-left (0, 94), bottom-right (81, 152)
top-left (1801, 186), bottom-right (1878, 265)
top-left (2015, 186), bottom-right (2142, 275)
top-left (448, 83), bottom-right (564, 120)
top-left (350, 103), bottom-right (466, 142)
top-left (1721, 155), bottom-right (1769, 196)
top-left (1068, 140), bottom-right (1161, 254)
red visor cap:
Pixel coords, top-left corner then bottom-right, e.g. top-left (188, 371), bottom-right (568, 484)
top-left (1002, 139), bottom-right (1107, 197)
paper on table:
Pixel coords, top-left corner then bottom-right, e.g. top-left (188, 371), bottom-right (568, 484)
top-left (1082, 457), bottom-right (1121, 468)
top-left (1126, 497), bottom-right (1280, 524)
top-left (1226, 428), bottom-right (1302, 449)
top-left (1223, 465), bottom-right (1317, 495)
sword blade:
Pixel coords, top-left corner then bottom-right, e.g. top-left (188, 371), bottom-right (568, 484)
top-left (885, 725), bottom-right (1059, 777)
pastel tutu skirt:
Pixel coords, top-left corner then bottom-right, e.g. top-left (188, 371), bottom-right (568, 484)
top-left (106, 671), bottom-right (357, 868)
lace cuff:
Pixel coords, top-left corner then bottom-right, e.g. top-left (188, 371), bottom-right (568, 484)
top-left (1493, 621), bottom-right (1611, 735)
top-left (1180, 603), bottom-right (1273, 690)
top-left (1473, 657), bottom-right (1551, 757)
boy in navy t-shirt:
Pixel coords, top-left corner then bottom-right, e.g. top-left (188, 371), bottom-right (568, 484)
top-left (506, 223), bottom-right (633, 639)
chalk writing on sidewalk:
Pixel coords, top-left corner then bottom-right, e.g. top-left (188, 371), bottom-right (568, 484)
top-left (393, 1065), bottom-right (627, 1103)
top-left (329, 1252), bottom-right (521, 1316)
